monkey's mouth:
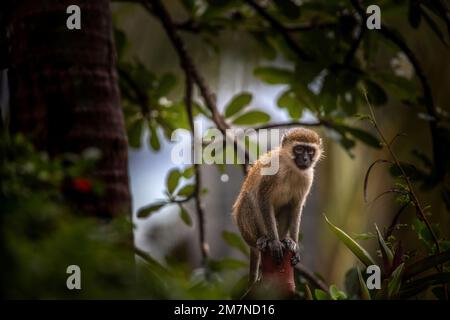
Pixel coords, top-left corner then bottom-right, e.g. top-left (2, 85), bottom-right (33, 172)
top-left (295, 159), bottom-right (311, 170)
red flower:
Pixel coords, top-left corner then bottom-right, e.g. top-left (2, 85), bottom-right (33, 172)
top-left (72, 177), bottom-right (92, 193)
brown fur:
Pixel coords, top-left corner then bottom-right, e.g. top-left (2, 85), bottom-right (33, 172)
top-left (232, 128), bottom-right (322, 284)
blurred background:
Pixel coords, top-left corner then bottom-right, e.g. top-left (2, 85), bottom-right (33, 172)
top-left (2, 0), bottom-right (450, 299)
top-left (111, 0), bottom-right (450, 288)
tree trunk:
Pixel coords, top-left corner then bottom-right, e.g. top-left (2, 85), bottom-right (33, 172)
top-left (6, 0), bottom-right (131, 218)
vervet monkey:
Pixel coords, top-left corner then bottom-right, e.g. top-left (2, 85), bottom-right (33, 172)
top-left (232, 128), bottom-right (323, 285)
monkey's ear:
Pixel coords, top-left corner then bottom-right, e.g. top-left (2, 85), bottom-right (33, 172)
top-left (281, 129), bottom-right (292, 145)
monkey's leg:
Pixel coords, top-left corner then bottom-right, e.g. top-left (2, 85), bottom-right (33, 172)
top-left (258, 196), bottom-right (283, 263)
top-left (249, 247), bottom-right (261, 286)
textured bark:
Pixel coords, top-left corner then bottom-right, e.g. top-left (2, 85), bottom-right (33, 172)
top-left (6, 0), bottom-right (131, 217)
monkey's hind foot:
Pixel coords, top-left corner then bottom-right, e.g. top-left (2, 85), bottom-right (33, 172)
top-left (281, 238), bottom-right (300, 266)
top-left (256, 236), bottom-right (284, 264)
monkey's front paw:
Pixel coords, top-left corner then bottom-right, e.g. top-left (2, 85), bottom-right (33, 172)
top-left (256, 236), bottom-right (270, 251)
top-left (281, 238), bottom-right (300, 266)
top-left (281, 238), bottom-right (297, 252)
top-left (290, 251), bottom-right (300, 266)
top-left (257, 237), bottom-right (284, 264)
top-left (268, 239), bottom-right (284, 264)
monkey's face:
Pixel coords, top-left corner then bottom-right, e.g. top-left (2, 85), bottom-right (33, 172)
top-left (293, 144), bottom-right (317, 170)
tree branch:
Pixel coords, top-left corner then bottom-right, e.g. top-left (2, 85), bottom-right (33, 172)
top-left (185, 71), bottom-right (209, 262)
top-left (146, 0), bottom-right (229, 133)
top-left (350, 0), bottom-right (444, 182)
top-left (295, 263), bottom-right (328, 292)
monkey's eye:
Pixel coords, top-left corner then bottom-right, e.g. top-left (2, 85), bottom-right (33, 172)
top-left (294, 145), bottom-right (304, 154)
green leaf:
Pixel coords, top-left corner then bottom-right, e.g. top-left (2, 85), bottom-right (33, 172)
top-left (329, 284), bottom-right (347, 300)
top-left (314, 289), bottom-right (329, 300)
top-left (277, 90), bottom-right (303, 119)
top-left (137, 201), bottom-right (167, 218)
top-left (127, 119), bottom-right (144, 149)
top-left (404, 250), bottom-right (450, 279)
top-left (224, 92), bottom-right (252, 118)
top-left (388, 263), bottom-right (404, 298)
top-left (365, 80), bottom-right (388, 106)
top-left (182, 166), bottom-right (194, 178)
top-left (232, 111), bottom-right (270, 125)
top-left (400, 272), bottom-right (450, 299)
top-left (149, 124), bottom-right (161, 151)
top-left (179, 205), bottom-right (192, 226)
top-left (375, 224), bottom-right (394, 269)
top-left (177, 184), bottom-right (195, 197)
top-left (166, 169), bottom-right (181, 194)
top-left (324, 215), bottom-right (376, 267)
top-left (254, 67), bottom-right (294, 84)
top-left (222, 231), bottom-right (250, 257)
top-left (156, 73), bottom-right (177, 97)
top-left (357, 267), bottom-right (371, 300)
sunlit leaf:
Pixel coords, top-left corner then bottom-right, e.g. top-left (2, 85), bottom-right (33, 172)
top-left (232, 111), bottom-right (270, 125)
top-left (375, 224), bottom-right (394, 271)
top-left (137, 201), bottom-right (167, 218)
top-left (388, 263), bottom-right (404, 297)
top-left (166, 168), bottom-right (181, 194)
top-left (254, 67), bottom-right (294, 84)
top-left (324, 215), bottom-right (376, 267)
top-left (177, 184), bottom-right (195, 197)
top-left (357, 267), bottom-right (371, 300)
top-left (314, 289), bottom-right (329, 300)
top-left (179, 205), bottom-right (192, 226)
top-left (149, 124), bottom-right (161, 151)
top-left (224, 92), bottom-right (252, 118)
top-left (329, 284), bottom-right (347, 300)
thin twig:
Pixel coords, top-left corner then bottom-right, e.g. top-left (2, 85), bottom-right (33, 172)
top-left (364, 92), bottom-right (441, 254)
top-left (344, 26), bottom-right (365, 66)
top-left (350, 0), bottom-right (444, 182)
top-left (185, 71), bottom-right (209, 262)
top-left (147, 0), bottom-right (228, 133)
top-left (295, 263), bottom-right (328, 292)
top-left (253, 120), bottom-right (323, 131)
top-left (147, 0), bottom-right (249, 175)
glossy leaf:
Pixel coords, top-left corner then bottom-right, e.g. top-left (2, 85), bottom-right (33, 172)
top-left (254, 67), bottom-right (294, 84)
top-left (177, 184), bottom-right (195, 197)
top-left (179, 205), bottom-right (192, 226)
top-left (324, 215), bottom-right (376, 267)
top-left (224, 92), bottom-right (252, 118)
top-left (357, 267), bottom-right (371, 300)
top-left (232, 111), bottom-right (270, 125)
top-left (137, 201), bottom-right (167, 218)
top-left (166, 168), bottom-right (181, 194)
top-left (388, 263), bottom-right (404, 298)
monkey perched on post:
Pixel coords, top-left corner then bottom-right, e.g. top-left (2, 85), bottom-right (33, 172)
top-left (232, 128), bottom-right (323, 285)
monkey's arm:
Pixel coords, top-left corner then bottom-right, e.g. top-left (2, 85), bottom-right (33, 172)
top-left (289, 203), bottom-right (303, 243)
top-left (285, 202), bottom-right (302, 265)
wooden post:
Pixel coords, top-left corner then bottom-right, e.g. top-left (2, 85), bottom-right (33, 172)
top-left (260, 250), bottom-right (296, 296)
top-left (244, 249), bottom-right (296, 299)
